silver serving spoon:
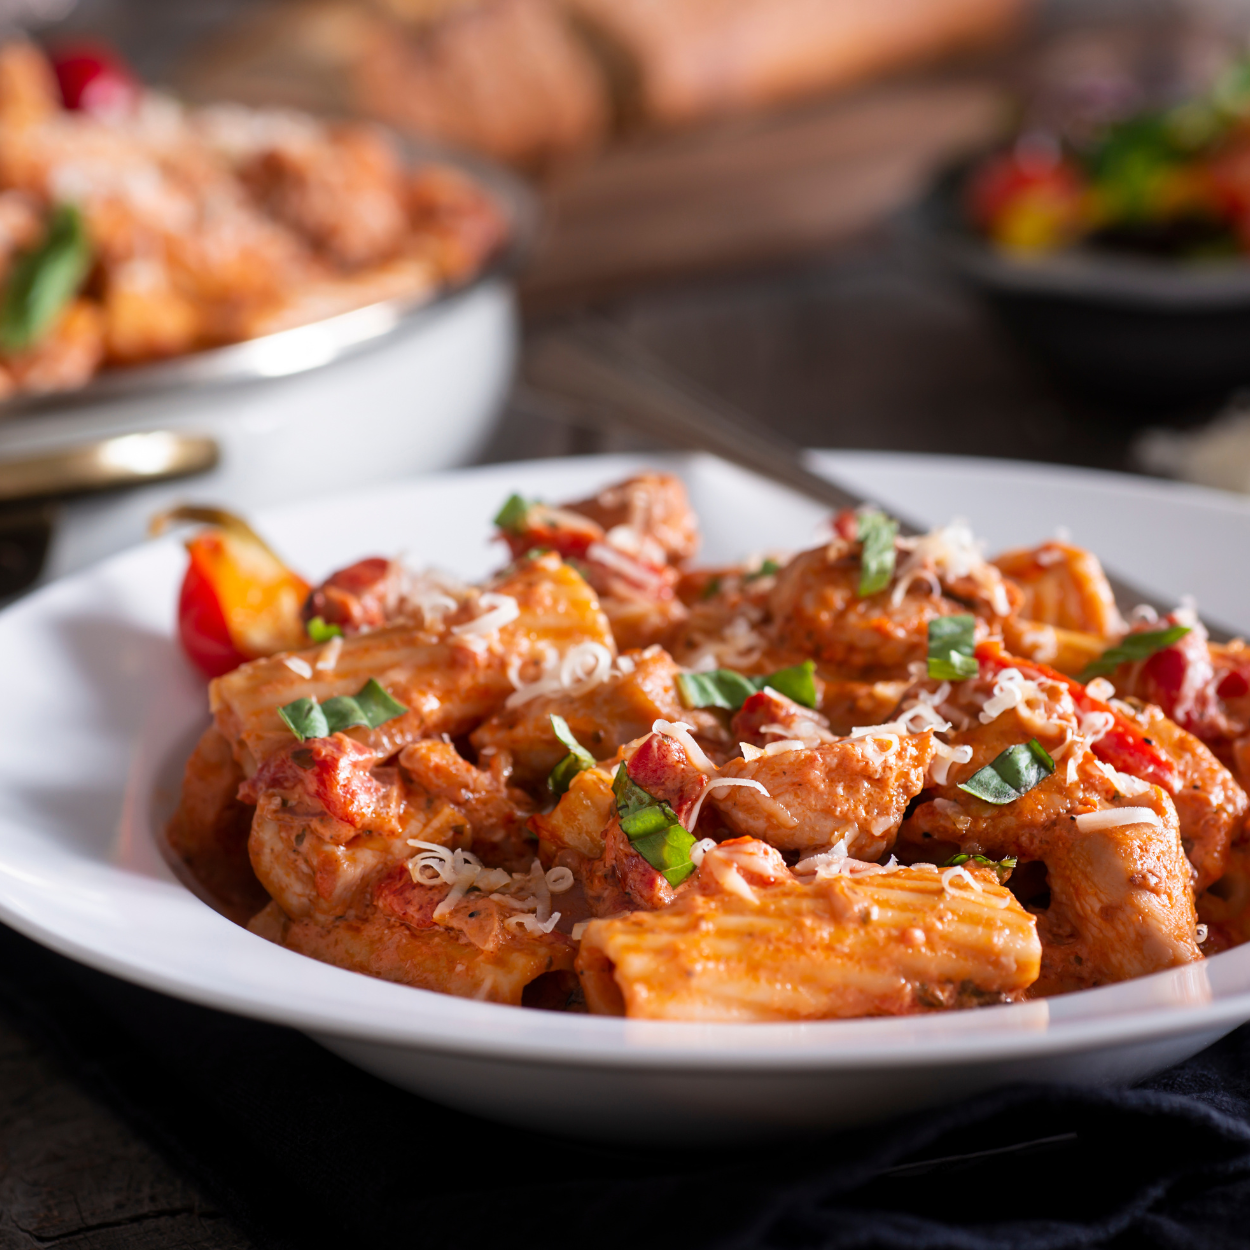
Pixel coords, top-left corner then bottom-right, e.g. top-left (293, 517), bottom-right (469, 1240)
top-left (521, 321), bottom-right (1236, 643)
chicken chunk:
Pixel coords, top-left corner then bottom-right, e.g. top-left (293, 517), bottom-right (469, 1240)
top-left (898, 698), bottom-right (1201, 996)
top-left (713, 731), bottom-right (936, 857)
top-left (994, 541), bottom-right (1125, 639)
top-left (470, 644), bottom-right (697, 788)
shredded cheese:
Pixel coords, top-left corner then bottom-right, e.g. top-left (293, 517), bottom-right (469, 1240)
top-left (1074, 807), bottom-right (1163, 832)
top-left (651, 719), bottom-right (718, 774)
top-left (706, 852), bottom-right (758, 904)
top-left (684, 776), bottom-right (770, 830)
top-left (283, 656), bottom-right (312, 678)
top-left (941, 864), bottom-right (1011, 908)
top-left (452, 592), bottom-right (519, 637)
top-left (505, 640), bottom-right (614, 707)
top-left (690, 837), bottom-right (718, 867)
top-left (1085, 677), bottom-right (1116, 702)
top-left (930, 740), bottom-right (974, 786)
top-left (314, 635), bottom-right (343, 672)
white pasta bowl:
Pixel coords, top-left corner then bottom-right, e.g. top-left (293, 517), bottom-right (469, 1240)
top-left (2, 450), bottom-right (1250, 1142)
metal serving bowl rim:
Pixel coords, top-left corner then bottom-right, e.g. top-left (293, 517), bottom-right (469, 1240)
top-left (0, 141), bottom-right (539, 420)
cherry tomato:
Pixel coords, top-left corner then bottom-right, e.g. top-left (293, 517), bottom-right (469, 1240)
top-left (156, 508), bottom-right (311, 679)
top-left (49, 42), bottom-right (138, 115)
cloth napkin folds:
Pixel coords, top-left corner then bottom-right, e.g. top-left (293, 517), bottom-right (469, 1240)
top-left (4, 919), bottom-right (1250, 1250)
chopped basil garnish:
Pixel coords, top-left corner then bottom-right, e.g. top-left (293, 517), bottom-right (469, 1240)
top-left (494, 493), bottom-right (531, 534)
top-left (612, 763), bottom-right (696, 886)
top-left (944, 852), bottom-right (1018, 883)
top-left (928, 614), bottom-right (979, 681)
top-left (1079, 624), bottom-right (1192, 681)
top-left (0, 205), bottom-right (92, 353)
top-left (548, 714), bottom-right (596, 796)
top-left (306, 616), bottom-right (342, 643)
top-left (744, 558), bottom-right (781, 582)
top-left (677, 668), bottom-right (758, 711)
top-left (958, 739), bottom-right (1055, 805)
top-left (676, 659), bottom-right (817, 712)
top-left (857, 509), bottom-right (898, 597)
top-left (278, 678), bottom-right (407, 742)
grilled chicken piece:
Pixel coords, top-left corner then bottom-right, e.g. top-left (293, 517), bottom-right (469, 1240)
top-left (766, 535), bottom-right (1008, 681)
top-left (399, 739), bottom-right (534, 866)
top-left (562, 472), bottom-right (700, 565)
top-left (470, 644), bottom-right (707, 787)
top-left (713, 731), bottom-right (936, 857)
top-left (898, 692), bottom-right (1201, 996)
top-left (576, 838), bottom-right (1040, 1020)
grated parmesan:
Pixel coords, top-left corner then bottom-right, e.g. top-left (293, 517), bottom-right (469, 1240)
top-left (314, 635), bottom-right (342, 673)
top-left (684, 776), bottom-right (771, 830)
top-left (452, 592), bottom-right (519, 637)
top-left (941, 864), bottom-right (1011, 908)
top-left (283, 656), bottom-right (312, 678)
top-left (1074, 807), bottom-right (1162, 832)
top-left (651, 719), bottom-right (718, 774)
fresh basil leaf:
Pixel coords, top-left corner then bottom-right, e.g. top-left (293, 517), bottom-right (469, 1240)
top-left (958, 739), bottom-right (1055, 805)
top-left (493, 493), bottom-right (531, 533)
top-left (0, 205), bottom-right (92, 353)
top-left (631, 827), bottom-right (698, 887)
top-left (306, 616), bottom-right (342, 643)
top-left (944, 851), bottom-right (1018, 883)
top-left (928, 614), bottom-right (979, 681)
top-left (278, 678), bottom-right (407, 742)
top-left (857, 509), bottom-right (898, 597)
top-left (349, 678), bottom-right (408, 727)
top-left (744, 558), bottom-right (781, 582)
top-left (279, 697), bottom-right (328, 743)
top-left (1079, 625), bottom-right (1192, 681)
top-left (761, 660), bottom-right (817, 709)
top-left (676, 669), bottom-right (759, 711)
top-left (611, 763), bottom-right (695, 885)
top-left (548, 714), bottom-right (596, 796)
top-left (677, 660), bottom-right (818, 712)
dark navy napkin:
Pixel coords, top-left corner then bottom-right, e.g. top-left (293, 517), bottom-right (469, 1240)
top-left (3, 918), bottom-right (1250, 1250)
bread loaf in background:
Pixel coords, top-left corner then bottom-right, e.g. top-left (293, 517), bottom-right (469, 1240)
top-left (180, 0), bottom-right (1026, 169)
top-left (566, 0), bottom-right (1027, 126)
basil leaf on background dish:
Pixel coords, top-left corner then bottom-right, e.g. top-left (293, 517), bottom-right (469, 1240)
top-left (743, 558), bottom-right (781, 582)
top-left (612, 763), bottom-right (696, 886)
top-left (0, 205), bottom-right (92, 353)
top-left (306, 616), bottom-right (342, 643)
top-left (278, 678), bottom-right (407, 742)
top-left (943, 852), bottom-right (1018, 883)
top-left (928, 614), bottom-right (979, 681)
top-left (677, 660), bottom-right (817, 711)
top-left (1079, 625), bottom-right (1191, 681)
top-left (958, 739), bottom-right (1055, 805)
top-left (548, 714), bottom-right (596, 796)
top-left (856, 509), bottom-right (898, 597)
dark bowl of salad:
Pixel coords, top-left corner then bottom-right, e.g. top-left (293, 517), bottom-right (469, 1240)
top-left (923, 58), bottom-right (1250, 413)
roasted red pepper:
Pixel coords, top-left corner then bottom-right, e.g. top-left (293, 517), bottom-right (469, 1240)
top-left (976, 640), bottom-right (1179, 792)
top-left (154, 507), bottom-right (311, 678)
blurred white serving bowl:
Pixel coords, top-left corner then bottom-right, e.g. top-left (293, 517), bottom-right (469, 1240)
top-left (0, 151), bottom-right (536, 582)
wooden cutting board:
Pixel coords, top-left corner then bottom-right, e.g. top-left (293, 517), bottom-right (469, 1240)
top-left (522, 69), bottom-right (1008, 312)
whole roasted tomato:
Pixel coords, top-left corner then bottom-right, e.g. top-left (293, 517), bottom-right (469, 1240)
top-left (154, 507), bottom-right (311, 679)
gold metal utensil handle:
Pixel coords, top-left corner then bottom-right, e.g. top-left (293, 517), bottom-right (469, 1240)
top-left (0, 431), bottom-right (218, 503)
